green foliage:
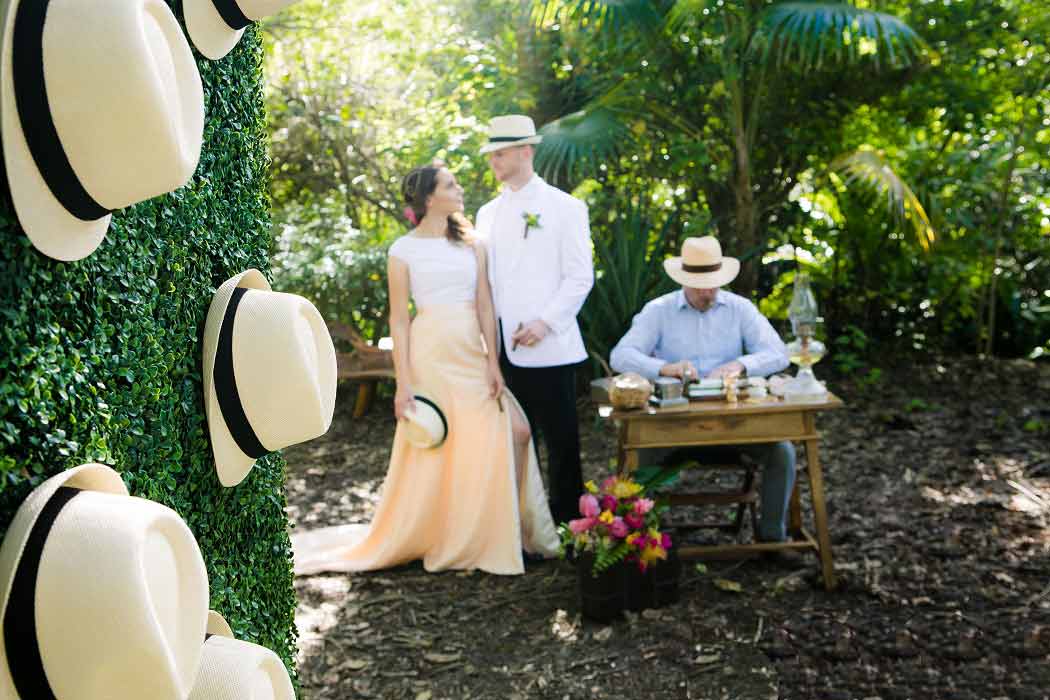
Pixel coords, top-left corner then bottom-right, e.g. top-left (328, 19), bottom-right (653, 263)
top-left (580, 197), bottom-right (680, 369)
top-left (593, 540), bottom-right (632, 575)
top-left (0, 19), bottom-right (297, 673)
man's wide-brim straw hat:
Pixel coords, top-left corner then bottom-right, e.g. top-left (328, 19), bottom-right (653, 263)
top-left (202, 269), bottom-right (338, 487)
top-left (0, 0), bottom-right (204, 261)
top-left (185, 0), bottom-right (302, 61)
top-left (403, 394), bottom-right (448, 449)
top-left (663, 236), bottom-right (740, 288)
top-left (0, 463), bottom-right (210, 700)
top-left (188, 611), bottom-right (295, 700)
top-left (480, 114), bottom-right (543, 155)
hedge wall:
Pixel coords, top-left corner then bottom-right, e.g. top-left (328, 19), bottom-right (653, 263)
top-left (0, 6), bottom-right (298, 674)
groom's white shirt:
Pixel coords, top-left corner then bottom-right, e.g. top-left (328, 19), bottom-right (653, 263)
top-left (476, 174), bottom-right (594, 367)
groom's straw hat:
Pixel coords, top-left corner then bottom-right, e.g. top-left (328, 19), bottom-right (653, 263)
top-left (202, 269), bottom-right (338, 487)
top-left (0, 0), bottom-right (204, 261)
top-left (185, 0), bottom-right (303, 60)
top-left (188, 611), bottom-right (294, 700)
top-left (0, 463), bottom-right (209, 700)
top-left (663, 236), bottom-right (740, 289)
top-left (402, 394), bottom-right (448, 449)
top-left (479, 115), bottom-right (543, 155)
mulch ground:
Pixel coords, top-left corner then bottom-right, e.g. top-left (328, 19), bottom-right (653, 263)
top-left (285, 358), bottom-right (1050, 700)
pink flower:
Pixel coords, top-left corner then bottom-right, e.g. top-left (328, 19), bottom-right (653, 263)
top-left (609, 517), bottom-right (628, 538)
top-left (600, 476), bottom-right (618, 493)
top-left (625, 512), bottom-right (645, 530)
top-left (402, 206), bottom-right (419, 226)
top-left (569, 517), bottom-right (596, 535)
top-left (600, 495), bottom-right (618, 513)
top-left (633, 498), bottom-right (654, 515)
top-left (661, 533), bottom-right (672, 549)
top-left (579, 494), bottom-right (600, 518)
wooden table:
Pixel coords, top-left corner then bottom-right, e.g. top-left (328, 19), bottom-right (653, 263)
top-left (602, 394), bottom-right (845, 590)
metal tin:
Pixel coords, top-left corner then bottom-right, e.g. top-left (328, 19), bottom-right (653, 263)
top-left (653, 376), bottom-right (684, 400)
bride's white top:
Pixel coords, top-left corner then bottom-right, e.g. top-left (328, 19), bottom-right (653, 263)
top-left (388, 233), bottom-right (477, 307)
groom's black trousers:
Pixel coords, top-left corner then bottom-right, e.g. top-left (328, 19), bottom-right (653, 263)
top-left (500, 343), bottom-right (584, 525)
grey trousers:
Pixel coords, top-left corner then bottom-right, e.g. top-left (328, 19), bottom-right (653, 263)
top-left (640, 441), bottom-right (797, 542)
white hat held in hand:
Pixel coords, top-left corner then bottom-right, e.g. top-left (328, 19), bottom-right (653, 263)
top-left (402, 394), bottom-right (448, 449)
top-left (0, 0), bottom-right (204, 261)
top-left (479, 114), bottom-right (543, 155)
top-left (202, 269), bottom-right (337, 487)
top-left (663, 236), bottom-right (741, 289)
top-left (185, 0), bottom-right (302, 60)
top-left (189, 611), bottom-right (295, 700)
top-left (0, 463), bottom-right (210, 700)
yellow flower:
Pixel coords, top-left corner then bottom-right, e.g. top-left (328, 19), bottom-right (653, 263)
top-left (598, 510), bottom-right (614, 524)
top-left (640, 544), bottom-right (668, 567)
top-left (626, 533), bottom-right (640, 545)
top-left (612, 480), bottom-right (643, 499)
top-left (585, 480), bottom-right (599, 494)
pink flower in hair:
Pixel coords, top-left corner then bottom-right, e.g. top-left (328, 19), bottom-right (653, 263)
top-left (403, 206), bottom-right (419, 226)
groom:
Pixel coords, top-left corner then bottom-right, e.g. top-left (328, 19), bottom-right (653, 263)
top-left (475, 115), bottom-right (595, 525)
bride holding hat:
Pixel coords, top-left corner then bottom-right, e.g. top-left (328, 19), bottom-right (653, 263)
top-left (292, 163), bottom-right (560, 576)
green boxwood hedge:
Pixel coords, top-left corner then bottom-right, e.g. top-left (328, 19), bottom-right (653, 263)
top-left (0, 8), bottom-right (298, 675)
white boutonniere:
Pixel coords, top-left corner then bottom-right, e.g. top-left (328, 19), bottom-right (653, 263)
top-left (522, 212), bottom-right (541, 239)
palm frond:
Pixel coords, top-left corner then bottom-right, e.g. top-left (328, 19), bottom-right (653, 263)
top-left (754, 2), bottom-right (925, 72)
top-left (832, 148), bottom-right (935, 251)
top-left (543, 0), bottom-right (664, 33)
top-left (535, 107), bottom-right (634, 184)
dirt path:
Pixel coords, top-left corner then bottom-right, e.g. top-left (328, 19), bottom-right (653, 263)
top-left (286, 359), bottom-right (1050, 699)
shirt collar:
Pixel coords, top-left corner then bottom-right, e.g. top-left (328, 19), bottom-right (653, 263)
top-left (501, 174), bottom-right (543, 202)
top-left (677, 288), bottom-right (726, 311)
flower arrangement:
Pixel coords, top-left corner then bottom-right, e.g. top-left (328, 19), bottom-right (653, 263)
top-left (559, 475), bottom-right (672, 576)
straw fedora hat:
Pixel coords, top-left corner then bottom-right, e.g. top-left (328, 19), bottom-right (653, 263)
top-left (663, 236), bottom-right (740, 288)
top-left (0, 463), bottom-right (209, 700)
top-left (202, 269), bottom-right (337, 487)
top-left (479, 115), bottom-right (543, 155)
top-left (188, 611), bottom-right (294, 700)
top-left (0, 0), bottom-right (204, 261)
top-left (185, 0), bottom-right (301, 61)
top-left (402, 394), bottom-right (448, 449)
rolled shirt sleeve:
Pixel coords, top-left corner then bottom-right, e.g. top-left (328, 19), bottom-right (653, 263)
top-left (539, 199), bottom-right (595, 335)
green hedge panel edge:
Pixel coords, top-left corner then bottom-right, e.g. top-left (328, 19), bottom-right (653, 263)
top-left (0, 7), bottom-right (298, 677)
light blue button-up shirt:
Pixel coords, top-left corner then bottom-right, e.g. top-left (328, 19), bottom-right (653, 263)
top-left (609, 289), bottom-right (789, 381)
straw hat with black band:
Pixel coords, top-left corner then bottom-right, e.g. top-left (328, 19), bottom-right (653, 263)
top-left (0, 463), bottom-right (210, 700)
top-left (188, 611), bottom-right (294, 700)
top-left (202, 269), bottom-right (338, 487)
top-left (479, 115), bottom-right (543, 155)
top-left (662, 236), bottom-right (740, 289)
top-left (185, 0), bottom-right (303, 61)
top-left (0, 0), bottom-right (205, 261)
top-left (402, 393), bottom-right (448, 450)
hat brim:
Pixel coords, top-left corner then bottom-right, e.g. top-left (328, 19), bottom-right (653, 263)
top-left (402, 395), bottom-right (447, 449)
top-left (0, 464), bottom-right (129, 697)
top-left (663, 256), bottom-right (740, 289)
top-left (183, 0), bottom-right (246, 61)
top-left (202, 269), bottom-right (272, 487)
top-left (0, 0), bottom-right (111, 261)
top-left (479, 135), bottom-right (543, 155)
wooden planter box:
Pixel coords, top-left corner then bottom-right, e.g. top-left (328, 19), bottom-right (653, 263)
top-left (576, 547), bottom-right (682, 622)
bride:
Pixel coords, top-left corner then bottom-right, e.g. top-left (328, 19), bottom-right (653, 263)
top-left (292, 164), bottom-right (560, 575)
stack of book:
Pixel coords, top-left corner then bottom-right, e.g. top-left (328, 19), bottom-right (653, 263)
top-left (686, 377), bottom-right (768, 401)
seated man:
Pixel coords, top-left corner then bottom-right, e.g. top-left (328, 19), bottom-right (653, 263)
top-left (609, 236), bottom-right (794, 543)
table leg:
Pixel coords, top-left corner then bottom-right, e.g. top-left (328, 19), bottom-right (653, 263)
top-left (788, 478), bottom-right (802, 536)
top-left (804, 438), bottom-right (836, 591)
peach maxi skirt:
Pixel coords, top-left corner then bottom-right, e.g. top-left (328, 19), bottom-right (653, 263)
top-left (292, 303), bottom-right (560, 576)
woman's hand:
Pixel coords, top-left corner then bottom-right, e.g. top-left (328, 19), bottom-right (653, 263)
top-left (486, 361), bottom-right (505, 400)
top-left (394, 385), bottom-right (416, 421)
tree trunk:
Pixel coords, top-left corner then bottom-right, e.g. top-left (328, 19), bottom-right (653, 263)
top-left (731, 89), bottom-right (759, 298)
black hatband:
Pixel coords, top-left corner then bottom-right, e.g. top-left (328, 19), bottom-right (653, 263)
top-left (12, 0), bottom-right (109, 221)
top-left (412, 395), bottom-right (448, 444)
top-left (211, 0), bottom-right (252, 31)
top-left (214, 287), bottom-right (269, 459)
top-left (3, 486), bottom-right (82, 700)
top-left (682, 262), bottom-right (722, 273)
